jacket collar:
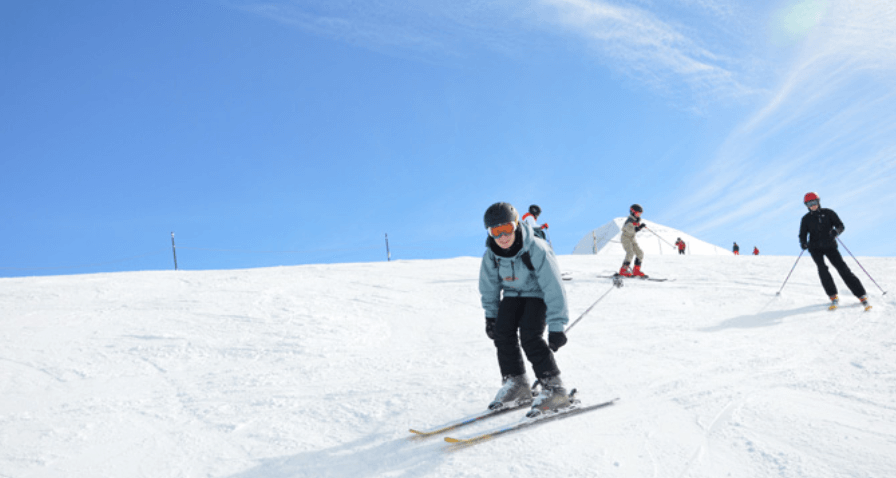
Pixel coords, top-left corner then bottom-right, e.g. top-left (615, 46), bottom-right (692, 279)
top-left (488, 227), bottom-right (524, 258)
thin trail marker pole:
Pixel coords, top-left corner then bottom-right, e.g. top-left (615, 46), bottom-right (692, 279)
top-left (775, 249), bottom-right (804, 296)
top-left (170, 232), bottom-right (178, 271)
top-left (385, 233), bottom-right (391, 262)
top-left (838, 237), bottom-right (887, 295)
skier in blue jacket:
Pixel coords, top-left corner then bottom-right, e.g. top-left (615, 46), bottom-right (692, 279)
top-left (479, 202), bottom-right (571, 417)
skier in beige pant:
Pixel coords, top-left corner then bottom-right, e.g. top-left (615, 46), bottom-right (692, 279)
top-left (619, 204), bottom-right (648, 278)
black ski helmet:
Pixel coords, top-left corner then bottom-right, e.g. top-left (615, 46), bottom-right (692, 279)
top-left (630, 204), bottom-right (643, 214)
top-left (528, 204), bottom-right (541, 217)
top-left (484, 202), bottom-right (519, 229)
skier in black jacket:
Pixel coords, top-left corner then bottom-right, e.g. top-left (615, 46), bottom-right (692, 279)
top-left (798, 192), bottom-right (868, 309)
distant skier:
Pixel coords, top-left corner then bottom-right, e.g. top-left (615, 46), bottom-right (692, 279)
top-left (521, 204), bottom-right (549, 242)
top-left (675, 238), bottom-right (686, 255)
top-left (753, 246), bottom-right (759, 256)
top-left (733, 242), bottom-right (740, 255)
top-left (619, 204), bottom-right (648, 277)
top-left (798, 192), bottom-right (869, 310)
top-left (479, 202), bottom-right (571, 417)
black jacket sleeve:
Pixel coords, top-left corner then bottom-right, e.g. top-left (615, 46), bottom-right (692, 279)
top-left (830, 210), bottom-right (845, 236)
top-left (799, 214), bottom-right (809, 245)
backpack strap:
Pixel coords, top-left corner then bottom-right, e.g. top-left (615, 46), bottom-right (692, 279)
top-left (520, 251), bottom-right (536, 272)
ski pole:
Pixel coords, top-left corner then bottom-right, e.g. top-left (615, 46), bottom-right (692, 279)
top-left (775, 249), bottom-right (804, 296)
top-left (837, 237), bottom-right (888, 296)
top-left (566, 282), bottom-right (617, 334)
top-left (643, 225), bottom-right (676, 249)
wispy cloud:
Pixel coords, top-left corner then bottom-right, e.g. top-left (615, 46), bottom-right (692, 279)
top-left (531, 0), bottom-right (759, 104)
top-left (229, 0), bottom-right (536, 59)
top-left (669, 1), bottom-right (896, 254)
top-left (230, 0), bottom-right (759, 104)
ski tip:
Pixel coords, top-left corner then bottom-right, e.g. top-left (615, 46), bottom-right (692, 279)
top-left (409, 429), bottom-right (424, 435)
top-left (864, 305), bottom-right (873, 312)
top-left (444, 437), bottom-right (464, 444)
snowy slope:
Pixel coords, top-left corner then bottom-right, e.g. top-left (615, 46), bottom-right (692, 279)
top-left (1, 254), bottom-right (895, 478)
top-left (572, 218), bottom-right (730, 256)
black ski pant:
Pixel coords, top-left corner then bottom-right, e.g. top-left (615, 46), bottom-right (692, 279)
top-left (493, 296), bottom-right (559, 379)
top-left (809, 247), bottom-right (866, 298)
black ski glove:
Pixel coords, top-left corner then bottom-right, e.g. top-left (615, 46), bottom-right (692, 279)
top-left (800, 241), bottom-right (808, 250)
top-left (831, 228), bottom-right (841, 238)
top-left (548, 331), bottom-right (567, 352)
top-left (485, 317), bottom-right (496, 340)
top-left (635, 223), bottom-right (646, 232)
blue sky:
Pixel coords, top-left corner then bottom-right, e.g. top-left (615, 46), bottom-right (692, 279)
top-left (2, 0), bottom-right (895, 277)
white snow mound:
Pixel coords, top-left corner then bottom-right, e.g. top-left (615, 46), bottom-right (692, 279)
top-left (573, 217), bottom-right (730, 256)
top-left (1, 255), bottom-right (895, 477)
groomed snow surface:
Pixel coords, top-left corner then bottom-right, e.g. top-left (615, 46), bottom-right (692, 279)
top-left (2, 254), bottom-right (894, 478)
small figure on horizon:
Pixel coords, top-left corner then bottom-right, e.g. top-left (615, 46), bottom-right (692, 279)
top-left (675, 237), bottom-right (686, 255)
top-left (798, 192), bottom-right (869, 310)
top-left (522, 204), bottom-right (550, 242)
top-left (733, 242), bottom-right (740, 255)
top-left (619, 204), bottom-right (648, 278)
top-left (479, 202), bottom-right (572, 418)
top-left (753, 246), bottom-right (759, 256)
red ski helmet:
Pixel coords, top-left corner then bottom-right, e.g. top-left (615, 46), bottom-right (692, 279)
top-left (803, 192), bottom-right (819, 204)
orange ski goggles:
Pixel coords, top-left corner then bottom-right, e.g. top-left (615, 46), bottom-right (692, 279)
top-left (488, 222), bottom-right (516, 238)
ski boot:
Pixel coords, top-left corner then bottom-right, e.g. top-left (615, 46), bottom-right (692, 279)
top-left (859, 295), bottom-right (872, 311)
top-left (488, 374), bottom-right (533, 410)
top-left (526, 374), bottom-right (571, 418)
top-left (618, 263), bottom-right (632, 277)
top-left (632, 265), bottom-right (647, 278)
top-left (828, 295), bottom-right (839, 310)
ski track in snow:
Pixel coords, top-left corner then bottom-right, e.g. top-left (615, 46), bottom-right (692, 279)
top-left (1, 255), bottom-right (895, 478)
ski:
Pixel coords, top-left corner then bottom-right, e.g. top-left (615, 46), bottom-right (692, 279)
top-left (597, 274), bottom-right (671, 282)
top-left (562, 272), bottom-right (573, 281)
top-left (409, 401), bottom-right (531, 437)
top-left (444, 397), bottom-right (618, 446)
top-left (826, 302), bottom-right (872, 312)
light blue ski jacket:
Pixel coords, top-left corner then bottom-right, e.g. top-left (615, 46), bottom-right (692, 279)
top-left (479, 222), bottom-right (569, 332)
